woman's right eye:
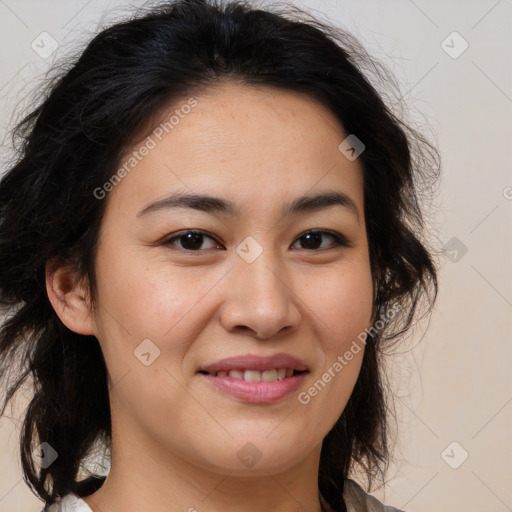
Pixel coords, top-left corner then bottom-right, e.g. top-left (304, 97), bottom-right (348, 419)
top-left (162, 230), bottom-right (223, 252)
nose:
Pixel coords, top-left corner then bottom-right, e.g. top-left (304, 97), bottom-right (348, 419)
top-left (219, 249), bottom-right (302, 340)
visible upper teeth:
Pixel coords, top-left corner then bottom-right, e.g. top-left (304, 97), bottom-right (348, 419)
top-left (213, 368), bottom-right (296, 381)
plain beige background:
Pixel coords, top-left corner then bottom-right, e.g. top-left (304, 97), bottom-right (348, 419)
top-left (0, 0), bottom-right (511, 511)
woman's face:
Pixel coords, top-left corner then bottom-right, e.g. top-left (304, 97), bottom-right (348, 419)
top-left (86, 82), bottom-right (374, 476)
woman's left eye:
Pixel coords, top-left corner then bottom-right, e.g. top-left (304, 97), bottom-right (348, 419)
top-left (290, 230), bottom-right (351, 251)
top-left (162, 229), bottom-right (351, 252)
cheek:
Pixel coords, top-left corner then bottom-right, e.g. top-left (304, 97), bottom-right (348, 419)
top-left (92, 241), bottom-right (230, 390)
top-left (307, 261), bottom-right (374, 347)
top-left (301, 259), bottom-right (373, 401)
top-left (94, 241), bottom-right (202, 336)
top-left (92, 249), bottom-right (198, 419)
top-left (289, 263), bottom-right (373, 450)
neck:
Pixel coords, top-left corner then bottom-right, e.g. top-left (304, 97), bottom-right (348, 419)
top-left (82, 431), bottom-right (326, 512)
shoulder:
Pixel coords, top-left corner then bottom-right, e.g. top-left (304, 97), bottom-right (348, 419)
top-left (39, 493), bottom-right (92, 512)
top-left (343, 478), bottom-right (406, 512)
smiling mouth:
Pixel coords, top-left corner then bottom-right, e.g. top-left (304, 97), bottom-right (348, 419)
top-left (198, 368), bottom-right (307, 382)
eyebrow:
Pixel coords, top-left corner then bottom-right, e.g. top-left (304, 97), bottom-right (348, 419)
top-left (136, 191), bottom-right (360, 223)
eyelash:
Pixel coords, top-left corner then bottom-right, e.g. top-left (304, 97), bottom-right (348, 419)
top-left (161, 229), bottom-right (353, 253)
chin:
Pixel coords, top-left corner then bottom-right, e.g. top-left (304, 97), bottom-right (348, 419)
top-left (197, 436), bottom-right (310, 476)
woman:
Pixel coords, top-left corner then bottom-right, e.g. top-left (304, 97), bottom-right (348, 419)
top-left (0, 1), bottom-right (440, 511)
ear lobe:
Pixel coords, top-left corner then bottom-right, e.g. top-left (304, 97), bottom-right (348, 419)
top-left (45, 260), bottom-right (96, 336)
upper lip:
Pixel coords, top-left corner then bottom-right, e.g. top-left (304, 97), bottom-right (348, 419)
top-left (198, 353), bottom-right (309, 374)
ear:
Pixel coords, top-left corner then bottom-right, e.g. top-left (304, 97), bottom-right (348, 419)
top-left (45, 259), bottom-right (96, 336)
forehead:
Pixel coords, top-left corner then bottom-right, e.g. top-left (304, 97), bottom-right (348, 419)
top-left (109, 82), bottom-right (364, 216)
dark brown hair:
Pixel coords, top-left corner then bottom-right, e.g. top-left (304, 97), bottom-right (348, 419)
top-left (0, 1), bottom-right (440, 510)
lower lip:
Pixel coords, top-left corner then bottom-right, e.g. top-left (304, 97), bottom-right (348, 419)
top-left (199, 372), bottom-right (307, 403)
